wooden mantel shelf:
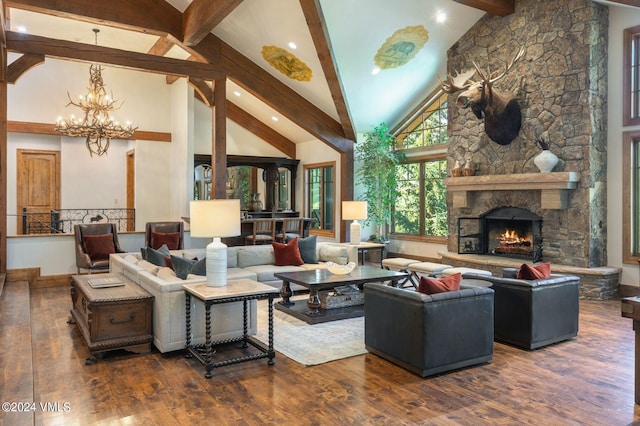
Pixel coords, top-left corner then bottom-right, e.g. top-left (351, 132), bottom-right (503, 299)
top-left (444, 172), bottom-right (581, 209)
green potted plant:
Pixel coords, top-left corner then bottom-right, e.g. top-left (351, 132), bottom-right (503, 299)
top-left (355, 123), bottom-right (405, 244)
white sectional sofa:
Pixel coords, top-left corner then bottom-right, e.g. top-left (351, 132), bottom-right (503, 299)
top-left (109, 242), bottom-right (358, 353)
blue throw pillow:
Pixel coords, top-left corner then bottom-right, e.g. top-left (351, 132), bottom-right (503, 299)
top-left (298, 235), bottom-right (318, 264)
top-left (146, 246), bottom-right (170, 267)
top-left (171, 255), bottom-right (196, 279)
top-left (171, 255), bottom-right (206, 279)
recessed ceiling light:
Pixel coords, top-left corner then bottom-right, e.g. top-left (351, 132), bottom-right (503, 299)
top-left (436, 12), bottom-right (447, 23)
top-left (233, 91), bottom-right (241, 97)
top-left (371, 67), bottom-right (381, 76)
top-left (16, 25), bottom-right (27, 33)
top-left (272, 116), bottom-right (279, 122)
top-left (288, 42), bottom-right (297, 49)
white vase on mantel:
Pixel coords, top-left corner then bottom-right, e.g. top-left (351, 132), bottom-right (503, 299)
top-left (534, 149), bottom-right (558, 173)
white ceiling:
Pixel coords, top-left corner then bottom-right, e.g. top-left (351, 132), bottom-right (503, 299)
top-left (8, 1), bottom-right (486, 143)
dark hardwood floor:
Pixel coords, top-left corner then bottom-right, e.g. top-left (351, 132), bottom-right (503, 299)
top-left (2, 280), bottom-right (640, 425)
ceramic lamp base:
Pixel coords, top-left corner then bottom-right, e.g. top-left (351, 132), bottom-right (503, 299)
top-left (350, 221), bottom-right (361, 245)
top-left (206, 237), bottom-right (227, 287)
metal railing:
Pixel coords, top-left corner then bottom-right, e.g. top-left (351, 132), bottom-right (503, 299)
top-left (17, 208), bottom-right (135, 234)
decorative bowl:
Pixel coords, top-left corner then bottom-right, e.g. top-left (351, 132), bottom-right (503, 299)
top-left (325, 261), bottom-right (356, 275)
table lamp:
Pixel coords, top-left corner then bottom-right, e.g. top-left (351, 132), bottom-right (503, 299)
top-left (189, 199), bottom-right (241, 287)
top-left (342, 201), bottom-right (368, 245)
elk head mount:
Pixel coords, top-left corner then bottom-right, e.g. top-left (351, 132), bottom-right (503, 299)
top-left (441, 47), bottom-right (525, 146)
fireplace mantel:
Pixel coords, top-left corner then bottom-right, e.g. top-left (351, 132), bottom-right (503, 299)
top-left (444, 172), bottom-right (581, 209)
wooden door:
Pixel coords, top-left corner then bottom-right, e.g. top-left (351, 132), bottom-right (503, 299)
top-left (16, 149), bottom-right (61, 234)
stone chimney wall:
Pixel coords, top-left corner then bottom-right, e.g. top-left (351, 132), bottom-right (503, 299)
top-left (446, 0), bottom-right (608, 268)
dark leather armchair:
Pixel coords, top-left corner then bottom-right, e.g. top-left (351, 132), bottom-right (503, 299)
top-left (144, 221), bottom-right (184, 250)
top-left (74, 223), bottom-right (125, 274)
top-left (364, 282), bottom-right (494, 377)
top-left (465, 268), bottom-right (579, 350)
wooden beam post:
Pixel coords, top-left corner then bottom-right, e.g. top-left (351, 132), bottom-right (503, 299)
top-left (212, 78), bottom-right (227, 199)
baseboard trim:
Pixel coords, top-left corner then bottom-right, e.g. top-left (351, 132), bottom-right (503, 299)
top-left (7, 268), bottom-right (71, 288)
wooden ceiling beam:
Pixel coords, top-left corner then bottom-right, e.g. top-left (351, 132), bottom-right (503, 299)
top-left (452, 0), bottom-right (514, 16)
top-left (6, 53), bottom-right (44, 83)
top-left (183, 0), bottom-right (243, 46)
top-left (189, 77), bottom-right (296, 158)
top-left (299, 0), bottom-right (356, 142)
top-left (227, 101), bottom-right (296, 159)
top-left (5, 31), bottom-right (225, 80)
top-left (6, 0), bottom-right (183, 38)
top-left (194, 35), bottom-right (353, 153)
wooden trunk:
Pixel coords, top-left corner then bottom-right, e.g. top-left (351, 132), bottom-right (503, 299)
top-left (69, 274), bottom-right (153, 363)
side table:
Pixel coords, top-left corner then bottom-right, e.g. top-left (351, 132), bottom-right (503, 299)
top-left (340, 242), bottom-right (386, 265)
top-left (183, 279), bottom-right (278, 378)
top-left (622, 296), bottom-right (640, 404)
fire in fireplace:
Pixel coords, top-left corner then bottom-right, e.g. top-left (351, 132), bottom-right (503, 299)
top-left (458, 207), bottom-right (542, 262)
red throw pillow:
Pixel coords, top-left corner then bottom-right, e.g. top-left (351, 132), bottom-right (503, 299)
top-left (272, 238), bottom-right (304, 266)
top-left (516, 262), bottom-right (551, 280)
top-left (151, 232), bottom-right (181, 250)
top-left (83, 234), bottom-right (116, 261)
top-left (417, 273), bottom-right (462, 295)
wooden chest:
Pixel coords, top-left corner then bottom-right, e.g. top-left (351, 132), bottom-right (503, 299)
top-left (70, 273), bottom-right (153, 364)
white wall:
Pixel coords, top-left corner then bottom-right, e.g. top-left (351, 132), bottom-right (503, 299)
top-left (607, 5), bottom-right (640, 287)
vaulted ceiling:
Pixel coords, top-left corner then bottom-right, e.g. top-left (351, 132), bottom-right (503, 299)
top-left (2, 0), bottom-right (635, 152)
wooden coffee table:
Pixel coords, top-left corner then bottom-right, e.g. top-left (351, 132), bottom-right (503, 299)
top-left (274, 266), bottom-right (407, 324)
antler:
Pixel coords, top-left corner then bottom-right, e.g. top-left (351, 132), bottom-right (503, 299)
top-left (439, 69), bottom-right (476, 93)
top-left (471, 46), bottom-right (526, 86)
top-left (489, 46), bottom-right (526, 84)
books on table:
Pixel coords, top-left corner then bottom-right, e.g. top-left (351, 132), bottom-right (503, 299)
top-left (88, 277), bottom-right (125, 288)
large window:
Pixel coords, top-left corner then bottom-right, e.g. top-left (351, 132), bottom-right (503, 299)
top-left (624, 25), bottom-right (640, 126)
top-left (623, 131), bottom-right (640, 264)
top-left (304, 162), bottom-right (335, 236)
top-left (392, 90), bottom-right (448, 241)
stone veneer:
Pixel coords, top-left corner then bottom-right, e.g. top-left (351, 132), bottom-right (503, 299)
top-left (446, 0), bottom-right (608, 269)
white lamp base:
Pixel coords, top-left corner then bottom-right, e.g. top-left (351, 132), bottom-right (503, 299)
top-left (206, 237), bottom-right (227, 287)
top-left (349, 221), bottom-right (361, 245)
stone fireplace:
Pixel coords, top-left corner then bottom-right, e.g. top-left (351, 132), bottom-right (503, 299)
top-left (439, 0), bottom-right (621, 299)
top-left (444, 0), bottom-right (608, 270)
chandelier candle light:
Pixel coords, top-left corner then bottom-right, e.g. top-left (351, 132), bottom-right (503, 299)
top-left (55, 29), bottom-right (137, 157)
top-left (189, 199), bottom-right (241, 287)
top-left (342, 201), bottom-right (368, 245)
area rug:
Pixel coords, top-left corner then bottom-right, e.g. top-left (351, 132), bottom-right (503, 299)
top-left (253, 297), bottom-right (366, 366)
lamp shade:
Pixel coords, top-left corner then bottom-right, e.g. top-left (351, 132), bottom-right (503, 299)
top-left (342, 201), bottom-right (368, 221)
top-left (189, 199), bottom-right (241, 238)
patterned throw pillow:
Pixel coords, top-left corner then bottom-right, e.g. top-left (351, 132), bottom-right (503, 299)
top-left (272, 238), bottom-right (304, 266)
top-left (82, 234), bottom-right (115, 261)
top-left (417, 273), bottom-right (462, 295)
top-left (516, 262), bottom-right (551, 280)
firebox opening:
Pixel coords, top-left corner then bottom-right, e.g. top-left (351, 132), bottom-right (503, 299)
top-left (458, 207), bottom-right (543, 262)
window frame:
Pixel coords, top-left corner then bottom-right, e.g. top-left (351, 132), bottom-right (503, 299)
top-left (391, 88), bottom-right (449, 243)
top-left (623, 25), bottom-right (640, 126)
top-left (623, 130), bottom-right (640, 265)
top-left (304, 161), bottom-right (336, 238)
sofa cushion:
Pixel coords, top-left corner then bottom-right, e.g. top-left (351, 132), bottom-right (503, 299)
top-left (237, 246), bottom-right (275, 268)
top-left (517, 262), bottom-right (551, 280)
top-left (227, 246), bottom-right (239, 268)
top-left (156, 267), bottom-right (177, 280)
top-left (298, 235), bottom-right (318, 264)
top-left (83, 234), bottom-right (115, 261)
top-left (151, 231), bottom-right (181, 250)
top-left (137, 259), bottom-right (161, 275)
top-left (418, 273), bottom-right (462, 295)
top-left (272, 238), bottom-right (304, 266)
top-left (227, 267), bottom-right (258, 281)
top-left (318, 244), bottom-right (349, 265)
